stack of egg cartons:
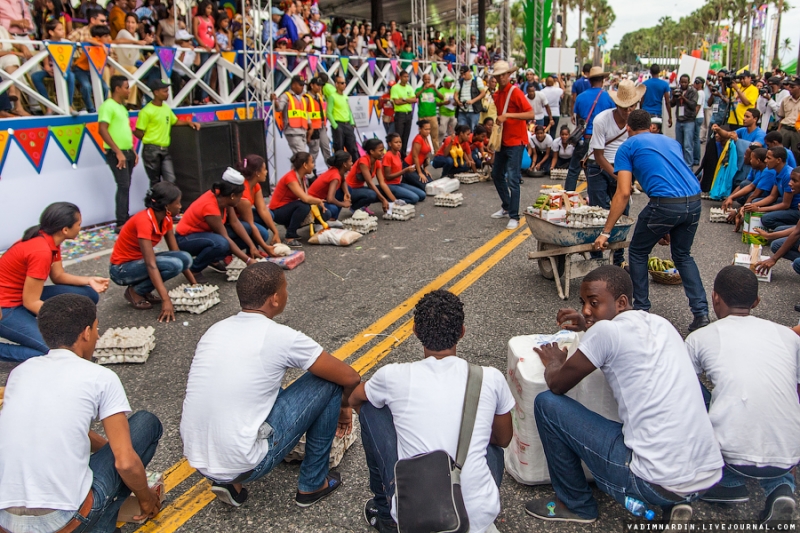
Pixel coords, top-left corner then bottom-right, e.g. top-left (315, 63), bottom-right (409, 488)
top-left (284, 410), bottom-right (359, 468)
top-left (342, 210), bottom-right (378, 234)
top-left (425, 177), bottom-right (461, 196)
top-left (94, 327), bottom-right (156, 365)
top-left (168, 284), bottom-right (220, 314)
top-left (710, 207), bottom-right (734, 223)
top-left (382, 203), bottom-right (416, 221)
top-left (434, 192), bottom-right (464, 207)
top-left (455, 172), bottom-right (480, 184)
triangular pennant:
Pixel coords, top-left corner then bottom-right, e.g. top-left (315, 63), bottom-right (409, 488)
top-left (368, 99), bottom-right (373, 120)
top-left (356, 141), bottom-right (366, 157)
top-left (447, 63), bottom-right (454, 73)
top-left (221, 51), bottom-right (237, 64)
top-left (155, 46), bottom-right (176, 77)
top-left (129, 117), bottom-right (140, 152)
top-left (46, 41), bottom-right (75, 77)
top-left (247, 106), bottom-right (255, 118)
top-left (216, 109), bottom-right (235, 121)
top-left (273, 108), bottom-right (285, 132)
top-left (81, 43), bottom-right (108, 77)
top-left (307, 54), bottom-right (318, 73)
top-left (367, 57), bottom-right (376, 76)
top-left (431, 62), bottom-right (437, 74)
top-left (372, 99), bottom-right (382, 120)
top-left (195, 111), bottom-right (216, 123)
top-left (0, 129), bottom-right (12, 175)
top-left (14, 127), bottom-right (50, 172)
top-left (472, 65), bottom-right (478, 77)
top-left (176, 114), bottom-right (192, 123)
top-left (412, 61), bottom-right (419, 75)
top-left (390, 58), bottom-right (398, 76)
top-left (236, 107), bottom-right (246, 119)
top-left (340, 57), bottom-right (349, 75)
top-left (49, 124), bottom-right (85, 164)
top-left (85, 122), bottom-right (105, 153)
top-left (266, 53), bottom-right (277, 68)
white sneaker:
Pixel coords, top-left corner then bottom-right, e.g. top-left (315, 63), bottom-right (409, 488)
top-left (506, 219), bottom-right (520, 230)
top-left (327, 220), bottom-right (344, 228)
top-left (491, 209), bottom-right (509, 219)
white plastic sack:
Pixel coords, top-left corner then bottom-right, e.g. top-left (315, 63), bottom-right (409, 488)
top-left (425, 177), bottom-right (461, 196)
top-left (504, 332), bottom-right (620, 485)
top-left (307, 228), bottom-right (363, 246)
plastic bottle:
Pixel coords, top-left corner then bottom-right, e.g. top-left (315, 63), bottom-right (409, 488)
top-left (624, 496), bottom-right (655, 520)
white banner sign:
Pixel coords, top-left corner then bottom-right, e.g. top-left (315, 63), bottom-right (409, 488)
top-left (544, 48), bottom-right (576, 74)
top-left (351, 95), bottom-right (371, 129)
top-left (678, 55), bottom-right (711, 82)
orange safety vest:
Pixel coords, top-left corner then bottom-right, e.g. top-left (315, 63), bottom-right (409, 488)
top-left (286, 93), bottom-right (308, 130)
top-left (304, 93), bottom-right (327, 130)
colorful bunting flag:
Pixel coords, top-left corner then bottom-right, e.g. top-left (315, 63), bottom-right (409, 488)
top-left (265, 53), bottom-right (277, 68)
top-left (472, 65), bottom-right (478, 77)
top-left (368, 100), bottom-right (373, 120)
top-left (195, 111), bottom-right (216, 123)
top-left (221, 51), bottom-right (237, 64)
top-left (45, 41), bottom-right (75, 77)
top-left (367, 57), bottom-right (376, 76)
top-left (49, 124), bottom-right (84, 164)
top-left (216, 109), bottom-right (235, 121)
top-left (307, 54), bottom-right (318, 73)
top-left (155, 46), bottom-right (176, 77)
top-left (431, 62), bottom-right (437, 74)
top-left (390, 58), bottom-right (398, 76)
top-left (85, 122), bottom-right (105, 153)
top-left (176, 114), bottom-right (192, 123)
top-left (339, 57), bottom-right (349, 75)
top-left (14, 127), bottom-right (50, 172)
top-left (412, 61), bottom-right (419, 75)
top-left (80, 43), bottom-right (108, 77)
top-left (372, 99), bottom-right (382, 120)
top-left (0, 129), bottom-right (12, 174)
top-left (236, 107), bottom-right (246, 120)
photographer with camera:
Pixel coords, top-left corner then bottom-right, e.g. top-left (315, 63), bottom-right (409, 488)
top-left (670, 74), bottom-right (700, 166)
top-left (757, 76), bottom-right (789, 131)
top-left (777, 77), bottom-right (800, 165)
top-left (708, 73), bottom-right (732, 135)
top-left (727, 71), bottom-right (758, 129)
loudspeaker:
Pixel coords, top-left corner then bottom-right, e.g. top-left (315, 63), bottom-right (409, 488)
top-left (230, 119), bottom-right (270, 195)
top-left (170, 122), bottom-right (234, 208)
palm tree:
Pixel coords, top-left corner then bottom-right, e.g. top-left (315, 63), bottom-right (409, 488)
top-left (780, 37), bottom-right (793, 61)
top-left (772, 0), bottom-right (792, 64)
top-left (584, 0), bottom-right (615, 66)
top-left (574, 0), bottom-right (587, 67)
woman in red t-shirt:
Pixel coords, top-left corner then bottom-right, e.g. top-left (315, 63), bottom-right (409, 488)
top-left (268, 152), bottom-right (329, 247)
top-left (0, 202), bottom-right (109, 362)
top-left (402, 119), bottom-right (434, 193)
top-left (469, 124), bottom-right (489, 168)
top-left (345, 138), bottom-right (390, 214)
top-left (235, 154), bottom-right (281, 256)
top-left (109, 182), bottom-right (196, 321)
top-left (379, 133), bottom-right (426, 204)
top-left (307, 150), bottom-right (353, 222)
top-left (432, 124), bottom-right (477, 177)
top-left (176, 169), bottom-right (263, 283)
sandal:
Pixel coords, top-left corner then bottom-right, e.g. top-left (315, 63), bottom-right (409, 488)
top-left (124, 286), bottom-right (152, 310)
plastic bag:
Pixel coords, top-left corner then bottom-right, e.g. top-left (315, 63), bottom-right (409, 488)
top-left (307, 228), bottom-right (363, 246)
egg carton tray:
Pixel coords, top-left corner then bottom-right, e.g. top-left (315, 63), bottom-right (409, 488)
top-left (342, 215), bottom-right (379, 234)
top-left (434, 192), bottom-right (464, 207)
top-left (549, 169), bottom-right (585, 181)
top-left (94, 327), bottom-right (156, 364)
top-left (226, 257), bottom-right (268, 281)
top-left (283, 411), bottom-right (359, 468)
top-left (455, 172), bottom-right (481, 184)
top-left (168, 284), bottom-right (221, 314)
top-left (710, 207), bottom-right (735, 223)
top-left (382, 204), bottom-right (416, 221)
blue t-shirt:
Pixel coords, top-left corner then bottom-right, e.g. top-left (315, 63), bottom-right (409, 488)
top-left (572, 76), bottom-right (590, 96)
top-left (774, 164), bottom-right (799, 209)
top-left (752, 168), bottom-right (777, 194)
top-left (734, 127), bottom-right (766, 145)
top-left (641, 78), bottom-right (671, 115)
top-left (787, 150), bottom-right (797, 169)
top-left (574, 88), bottom-right (615, 135)
top-left (614, 133), bottom-right (701, 198)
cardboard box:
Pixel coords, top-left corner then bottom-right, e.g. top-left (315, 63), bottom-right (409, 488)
top-left (742, 212), bottom-right (768, 245)
top-left (117, 471), bottom-right (164, 523)
top-left (530, 208), bottom-right (567, 223)
top-left (733, 245), bottom-right (772, 282)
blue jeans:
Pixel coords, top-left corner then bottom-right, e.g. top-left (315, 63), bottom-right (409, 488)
top-left (337, 187), bottom-right (378, 212)
top-left (565, 137), bottom-right (590, 191)
top-left (271, 201), bottom-right (315, 239)
top-left (457, 111), bottom-right (479, 130)
top-left (531, 149), bottom-right (551, 173)
top-left (73, 67), bottom-right (107, 113)
top-left (693, 117), bottom-right (703, 165)
top-left (31, 69), bottom-right (75, 107)
top-left (628, 200), bottom-right (708, 316)
top-left (432, 154), bottom-right (470, 177)
top-left (228, 221), bottom-right (270, 250)
top-left (0, 285), bottom-right (99, 362)
top-left (401, 163), bottom-right (431, 195)
top-left (359, 403), bottom-right (505, 522)
top-left (762, 209), bottom-right (800, 231)
top-left (771, 234), bottom-right (800, 274)
top-left (534, 391), bottom-right (701, 519)
top-left (176, 232), bottom-right (230, 273)
top-left (207, 373), bottom-right (342, 493)
top-left (324, 203), bottom-right (340, 220)
top-left (492, 144), bottom-right (524, 220)
top-left (586, 163), bottom-right (629, 265)
top-left (109, 251), bottom-right (193, 296)
top-left (675, 121), bottom-right (696, 167)
top-left (388, 183), bottom-right (425, 204)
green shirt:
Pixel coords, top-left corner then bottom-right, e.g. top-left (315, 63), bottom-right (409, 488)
top-left (326, 90), bottom-right (353, 128)
top-left (136, 102), bottom-right (178, 147)
top-left (391, 83), bottom-right (415, 113)
top-left (323, 82), bottom-right (336, 101)
top-left (399, 50), bottom-right (415, 71)
top-left (416, 87), bottom-right (438, 118)
top-left (98, 98), bottom-right (133, 150)
top-left (437, 87), bottom-right (457, 118)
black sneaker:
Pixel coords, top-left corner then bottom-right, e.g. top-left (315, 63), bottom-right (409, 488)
top-left (794, 303), bottom-right (800, 313)
top-left (295, 472), bottom-right (342, 507)
top-left (700, 483), bottom-right (750, 503)
top-left (210, 482), bottom-right (248, 507)
top-left (760, 484), bottom-right (796, 524)
top-left (524, 497), bottom-right (597, 523)
top-left (207, 261), bottom-right (228, 273)
top-left (667, 503), bottom-right (693, 523)
top-left (364, 498), bottom-right (398, 532)
top-left (688, 315), bottom-right (710, 332)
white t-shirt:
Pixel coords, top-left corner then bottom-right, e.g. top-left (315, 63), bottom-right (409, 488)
top-left (181, 312), bottom-right (323, 480)
top-left (589, 108), bottom-right (627, 164)
top-left (115, 30), bottom-right (141, 66)
top-left (696, 88), bottom-right (706, 112)
top-left (685, 315), bottom-right (800, 468)
top-left (365, 357), bottom-right (515, 533)
top-left (528, 132), bottom-right (553, 152)
top-left (579, 311), bottom-right (723, 492)
top-left (540, 85), bottom-right (564, 110)
top-left (0, 349), bottom-right (131, 511)
top-left (459, 76), bottom-right (485, 105)
top-left (527, 91), bottom-right (550, 120)
top-left (551, 137), bottom-right (574, 159)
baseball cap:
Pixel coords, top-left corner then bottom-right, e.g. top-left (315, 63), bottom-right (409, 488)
top-left (459, 65), bottom-right (470, 73)
top-left (740, 70), bottom-right (752, 78)
top-left (768, 76), bottom-right (783, 85)
top-left (148, 78), bottom-right (170, 90)
top-left (786, 76), bottom-right (800, 86)
top-left (271, 6), bottom-right (283, 15)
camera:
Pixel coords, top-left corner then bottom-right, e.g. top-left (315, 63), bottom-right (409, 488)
top-left (759, 86), bottom-right (772, 98)
top-left (720, 75), bottom-right (733, 85)
top-left (709, 84), bottom-right (719, 93)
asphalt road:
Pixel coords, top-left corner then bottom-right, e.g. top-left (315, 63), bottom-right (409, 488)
top-left (2, 170), bottom-right (799, 533)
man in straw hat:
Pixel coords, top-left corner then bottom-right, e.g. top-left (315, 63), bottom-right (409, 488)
top-left (565, 66), bottom-right (615, 192)
top-left (489, 60), bottom-right (535, 230)
top-left (586, 78), bottom-right (645, 266)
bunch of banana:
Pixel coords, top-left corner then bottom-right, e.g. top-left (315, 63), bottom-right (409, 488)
top-left (647, 257), bottom-right (675, 271)
top-left (533, 195), bottom-right (551, 211)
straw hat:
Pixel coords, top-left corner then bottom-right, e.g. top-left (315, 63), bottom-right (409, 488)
top-left (610, 79), bottom-right (646, 108)
top-left (587, 66), bottom-right (610, 79)
top-left (491, 60), bottom-right (515, 76)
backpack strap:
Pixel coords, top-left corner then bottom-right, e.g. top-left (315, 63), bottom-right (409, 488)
top-left (453, 364), bottom-right (483, 482)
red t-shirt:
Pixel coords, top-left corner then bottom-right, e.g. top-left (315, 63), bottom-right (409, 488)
top-left (308, 168), bottom-right (341, 200)
top-left (469, 134), bottom-right (485, 152)
top-left (176, 191), bottom-right (226, 235)
top-left (0, 232), bottom-right (61, 307)
top-left (404, 135), bottom-right (433, 167)
top-left (391, 31), bottom-right (404, 52)
top-left (436, 136), bottom-right (473, 158)
top-left (242, 182), bottom-right (262, 204)
top-left (110, 209), bottom-right (173, 265)
top-left (346, 155), bottom-right (378, 189)
top-left (382, 151), bottom-right (404, 185)
top-left (492, 84), bottom-right (532, 147)
top-left (269, 171), bottom-right (302, 209)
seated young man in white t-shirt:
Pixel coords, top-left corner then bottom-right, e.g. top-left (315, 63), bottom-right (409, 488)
top-left (525, 266), bottom-right (723, 524)
top-left (349, 290), bottom-right (515, 533)
top-left (527, 124), bottom-right (553, 174)
top-left (0, 294), bottom-right (163, 533)
top-left (180, 262), bottom-right (361, 508)
top-left (686, 266), bottom-right (800, 523)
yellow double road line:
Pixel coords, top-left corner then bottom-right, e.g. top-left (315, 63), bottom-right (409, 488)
top-left (133, 222), bottom-right (531, 533)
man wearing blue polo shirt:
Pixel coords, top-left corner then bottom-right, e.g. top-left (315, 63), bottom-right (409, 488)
top-left (565, 67), bottom-right (615, 191)
top-left (570, 63), bottom-right (592, 112)
top-left (745, 147), bottom-right (798, 230)
top-left (712, 108), bottom-right (766, 145)
top-left (641, 64), bottom-right (672, 130)
top-left (594, 110), bottom-right (709, 332)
